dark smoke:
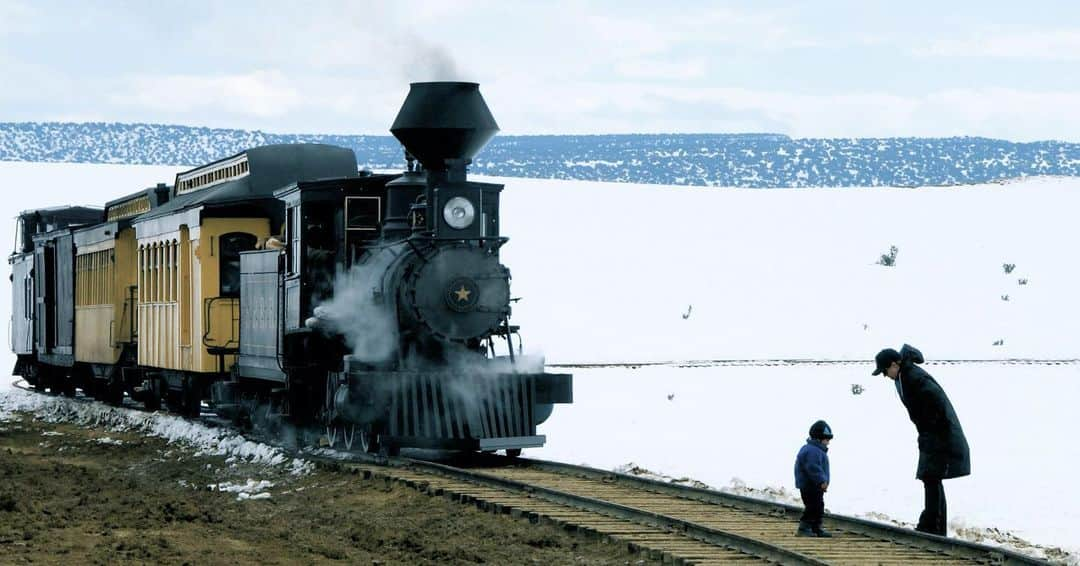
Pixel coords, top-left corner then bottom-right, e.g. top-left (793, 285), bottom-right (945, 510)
top-left (401, 36), bottom-right (465, 82)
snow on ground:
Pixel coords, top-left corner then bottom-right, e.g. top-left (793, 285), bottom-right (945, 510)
top-left (0, 387), bottom-right (312, 476)
top-left (496, 174), bottom-right (1080, 362)
top-left (2, 161), bottom-right (1079, 562)
top-left (209, 479), bottom-right (276, 501)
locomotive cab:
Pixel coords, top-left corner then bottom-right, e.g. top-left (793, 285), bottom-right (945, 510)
top-left (233, 175), bottom-right (396, 386)
top-left (275, 175), bottom-right (396, 333)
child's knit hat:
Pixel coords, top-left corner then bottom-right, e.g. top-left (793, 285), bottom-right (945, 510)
top-left (809, 420), bottom-right (834, 440)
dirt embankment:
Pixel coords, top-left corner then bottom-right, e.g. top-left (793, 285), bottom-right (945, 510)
top-left (0, 414), bottom-right (655, 565)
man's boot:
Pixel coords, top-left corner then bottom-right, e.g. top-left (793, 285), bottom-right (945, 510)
top-left (796, 521), bottom-right (815, 536)
top-left (934, 515), bottom-right (947, 537)
top-left (915, 510), bottom-right (936, 535)
top-left (814, 524), bottom-right (833, 538)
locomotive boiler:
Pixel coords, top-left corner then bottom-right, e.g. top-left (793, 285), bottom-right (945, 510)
top-left (10, 82), bottom-right (572, 456)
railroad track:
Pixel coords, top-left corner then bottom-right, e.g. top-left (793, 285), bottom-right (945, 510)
top-left (549, 358), bottom-right (1080, 369)
top-left (314, 453), bottom-right (1051, 565)
top-left (8, 381), bottom-right (1054, 565)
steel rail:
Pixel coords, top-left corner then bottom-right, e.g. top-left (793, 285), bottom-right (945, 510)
top-left (326, 455), bottom-right (829, 565)
top-left (489, 456), bottom-right (1050, 565)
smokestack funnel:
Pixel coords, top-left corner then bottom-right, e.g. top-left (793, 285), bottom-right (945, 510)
top-left (390, 82), bottom-right (499, 172)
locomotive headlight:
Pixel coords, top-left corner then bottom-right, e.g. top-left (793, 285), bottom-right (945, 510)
top-left (442, 197), bottom-right (475, 229)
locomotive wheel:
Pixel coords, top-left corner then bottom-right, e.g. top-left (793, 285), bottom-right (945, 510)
top-left (164, 392), bottom-right (183, 414)
top-left (30, 367), bottom-right (47, 392)
top-left (236, 397), bottom-right (258, 430)
top-left (342, 425), bottom-right (356, 450)
top-left (143, 388), bottom-right (161, 411)
top-left (104, 380), bottom-right (125, 406)
top-left (182, 381), bottom-right (202, 418)
top-left (60, 377), bottom-right (77, 398)
top-left (25, 366), bottom-right (43, 390)
top-left (255, 401), bottom-right (284, 438)
top-left (324, 425), bottom-right (379, 453)
top-left (323, 374), bottom-right (339, 424)
top-left (88, 379), bottom-right (120, 404)
top-left (378, 443), bottom-right (400, 457)
top-left (43, 370), bottom-right (62, 396)
top-left (359, 429), bottom-right (380, 454)
top-left (85, 380), bottom-right (101, 401)
top-left (506, 448), bottom-right (522, 458)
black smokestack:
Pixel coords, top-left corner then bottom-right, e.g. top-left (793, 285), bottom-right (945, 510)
top-left (390, 82), bottom-right (499, 175)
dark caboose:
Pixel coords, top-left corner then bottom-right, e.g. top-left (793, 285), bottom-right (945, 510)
top-left (12, 206), bottom-right (103, 393)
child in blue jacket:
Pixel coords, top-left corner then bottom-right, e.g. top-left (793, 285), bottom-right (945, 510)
top-left (794, 420), bottom-right (833, 537)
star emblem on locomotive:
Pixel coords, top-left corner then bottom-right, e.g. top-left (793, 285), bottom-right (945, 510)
top-left (445, 277), bottom-right (480, 312)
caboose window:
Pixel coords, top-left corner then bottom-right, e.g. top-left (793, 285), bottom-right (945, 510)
top-left (219, 232), bottom-right (257, 297)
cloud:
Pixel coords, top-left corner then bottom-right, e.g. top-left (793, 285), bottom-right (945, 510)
top-left (112, 71), bottom-right (304, 119)
top-left (175, 1), bottom-right (475, 81)
top-left (0, 0), bottom-right (36, 36)
top-left (571, 4), bottom-right (820, 59)
top-left (921, 88), bottom-right (1080, 140)
top-left (687, 6), bottom-right (822, 50)
top-left (101, 72), bottom-right (414, 134)
top-left (614, 58), bottom-right (708, 81)
top-left (915, 29), bottom-right (1080, 61)
top-left (484, 80), bottom-right (1080, 140)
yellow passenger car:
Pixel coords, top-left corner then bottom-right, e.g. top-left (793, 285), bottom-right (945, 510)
top-left (73, 185), bottom-right (169, 402)
top-left (126, 144), bottom-right (358, 413)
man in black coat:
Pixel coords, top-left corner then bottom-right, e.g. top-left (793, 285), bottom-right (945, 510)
top-left (873, 344), bottom-right (970, 536)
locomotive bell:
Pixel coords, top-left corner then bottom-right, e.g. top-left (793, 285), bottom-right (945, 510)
top-left (390, 82), bottom-right (499, 172)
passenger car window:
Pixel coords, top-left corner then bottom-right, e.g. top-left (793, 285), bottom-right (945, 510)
top-left (219, 232), bottom-right (258, 297)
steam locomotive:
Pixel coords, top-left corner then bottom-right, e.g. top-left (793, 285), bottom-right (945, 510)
top-left (9, 82), bottom-right (572, 455)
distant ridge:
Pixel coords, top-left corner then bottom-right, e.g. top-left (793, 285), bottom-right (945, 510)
top-left (2, 122), bottom-right (1079, 188)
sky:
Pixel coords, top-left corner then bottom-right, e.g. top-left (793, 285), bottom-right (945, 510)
top-left (4, 0), bottom-right (1080, 140)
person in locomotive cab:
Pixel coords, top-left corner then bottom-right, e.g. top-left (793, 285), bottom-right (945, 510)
top-left (305, 222), bottom-right (335, 304)
top-left (873, 344), bottom-right (970, 537)
top-left (794, 420), bottom-right (833, 537)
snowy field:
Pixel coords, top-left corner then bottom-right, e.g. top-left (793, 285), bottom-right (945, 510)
top-left (2, 161), bottom-right (1079, 561)
top-left (497, 174), bottom-right (1080, 362)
